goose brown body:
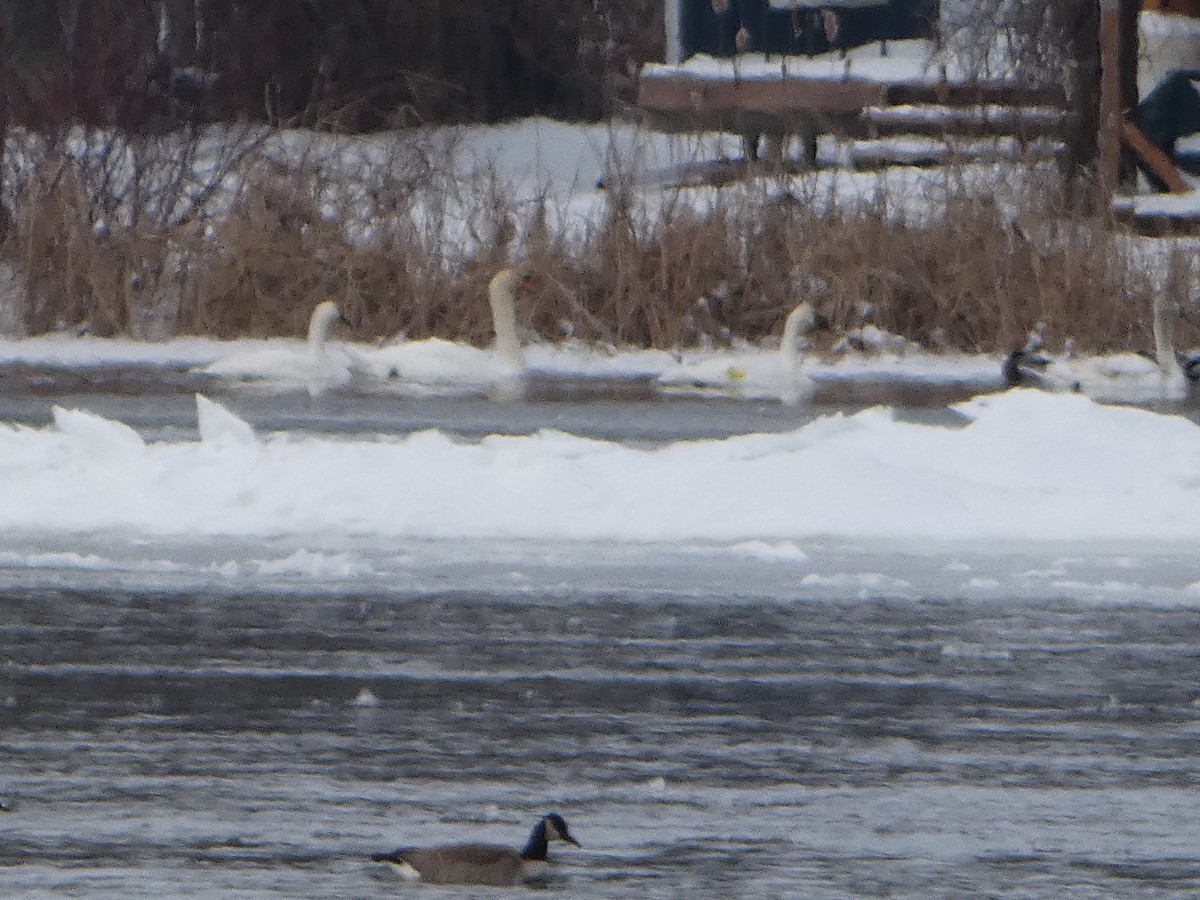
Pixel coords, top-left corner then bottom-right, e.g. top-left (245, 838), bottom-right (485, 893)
top-left (372, 813), bottom-right (579, 886)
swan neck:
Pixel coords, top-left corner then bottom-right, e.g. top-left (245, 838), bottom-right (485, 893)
top-left (489, 273), bottom-right (525, 370)
top-left (308, 310), bottom-right (332, 355)
top-left (779, 305), bottom-right (812, 371)
top-left (1154, 292), bottom-right (1184, 380)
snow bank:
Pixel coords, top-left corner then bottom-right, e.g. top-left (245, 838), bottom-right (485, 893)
top-left (0, 391), bottom-right (1198, 548)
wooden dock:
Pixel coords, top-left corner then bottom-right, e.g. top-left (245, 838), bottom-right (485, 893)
top-left (636, 71), bottom-right (1069, 162)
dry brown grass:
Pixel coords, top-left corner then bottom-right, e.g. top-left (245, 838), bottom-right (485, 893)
top-left (0, 126), bottom-right (1179, 359)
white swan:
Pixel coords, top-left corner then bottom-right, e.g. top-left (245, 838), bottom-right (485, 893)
top-left (658, 302), bottom-right (824, 403)
top-left (369, 269), bottom-right (667, 399)
top-left (489, 267), bottom-right (528, 373)
top-left (368, 269), bottom-right (533, 396)
top-left (1003, 291), bottom-right (1191, 403)
top-left (1153, 290), bottom-right (1189, 401)
top-left (202, 300), bottom-right (359, 396)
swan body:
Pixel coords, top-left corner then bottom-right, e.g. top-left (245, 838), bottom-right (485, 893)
top-left (366, 269), bottom-right (531, 396)
top-left (202, 301), bottom-right (359, 396)
top-left (372, 813), bottom-right (579, 887)
top-left (658, 302), bottom-right (824, 403)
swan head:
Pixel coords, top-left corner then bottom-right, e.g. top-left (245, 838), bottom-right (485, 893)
top-left (489, 267), bottom-right (538, 300)
top-left (308, 300), bottom-right (348, 348)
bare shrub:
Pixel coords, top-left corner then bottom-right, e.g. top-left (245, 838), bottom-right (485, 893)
top-left (510, 165), bottom-right (1162, 357)
top-left (175, 127), bottom-right (527, 347)
top-left (225, 153), bottom-right (1171, 357)
top-left (6, 122), bottom-right (266, 337)
top-left (0, 116), bottom-right (1170, 360)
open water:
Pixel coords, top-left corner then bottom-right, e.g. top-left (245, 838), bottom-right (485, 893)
top-left (5, 579), bottom-right (1200, 898)
top-left (2, 372), bottom-right (1200, 897)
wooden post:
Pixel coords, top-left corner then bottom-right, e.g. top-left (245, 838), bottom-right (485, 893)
top-left (665, 0), bottom-right (682, 65)
top-left (1098, 0), bottom-right (1123, 208)
top-left (0, 22), bottom-right (8, 245)
top-left (1098, 0), bottom-right (1141, 208)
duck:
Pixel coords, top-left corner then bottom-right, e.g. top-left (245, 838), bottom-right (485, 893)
top-left (1002, 348), bottom-right (1074, 391)
top-left (1002, 292), bottom-right (1192, 403)
top-left (201, 300), bottom-right (359, 396)
top-left (371, 813), bottom-right (580, 886)
top-left (1002, 323), bottom-right (1077, 391)
top-left (658, 301), bottom-right (827, 403)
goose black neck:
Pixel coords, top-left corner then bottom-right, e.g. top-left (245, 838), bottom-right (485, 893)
top-left (1002, 350), bottom-right (1023, 387)
top-left (520, 819), bottom-right (549, 861)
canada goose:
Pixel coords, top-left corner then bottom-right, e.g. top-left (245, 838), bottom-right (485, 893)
top-left (372, 813), bottom-right (580, 886)
top-left (201, 300), bottom-right (357, 395)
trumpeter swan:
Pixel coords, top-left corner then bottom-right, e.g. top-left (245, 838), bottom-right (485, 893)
top-left (1154, 291), bottom-right (1189, 401)
top-left (371, 269), bottom-right (662, 398)
top-left (369, 268), bottom-right (534, 393)
top-left (658, 301), bottom-right (826, 403)
top-left (201, 300), bottom-right (357, 395)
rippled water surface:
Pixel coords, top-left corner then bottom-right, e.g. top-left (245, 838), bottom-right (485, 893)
top-left (4, 578), bottom-right (1200, 898)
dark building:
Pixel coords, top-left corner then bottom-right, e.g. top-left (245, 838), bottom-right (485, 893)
top-left (675, 0), bottom-right (938, 59)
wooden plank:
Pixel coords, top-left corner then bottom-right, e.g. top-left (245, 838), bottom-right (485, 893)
top-left (881, 82), bottom-right (1067, 107)
top-left (635, 68), bottom-right (1073, 146)
top-left (636, 103), bottom-right (1068, 141)
top-left (636, 107), bottom-right (821, 137)
top-left (639, 74), bottom-right (1067, 113)
top-left (637, 74), bottom-right (887, 116)
top-left (1120, 119), bottom-right (1191, 192)
top-left (1113, 205), bottom-right (1200, 236)
top-left (863, 108), bottom-right (1068, 140)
